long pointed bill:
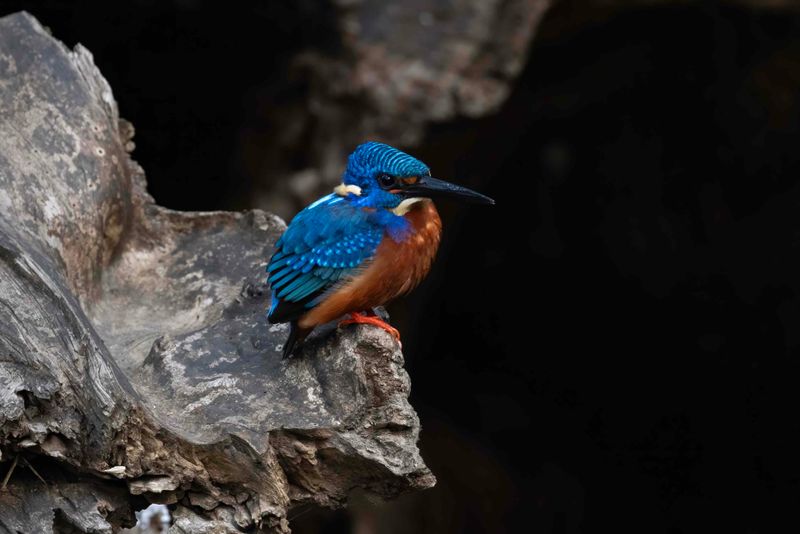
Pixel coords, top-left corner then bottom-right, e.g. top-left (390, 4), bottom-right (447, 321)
top-left (404, 176), bottom-right (495, 205)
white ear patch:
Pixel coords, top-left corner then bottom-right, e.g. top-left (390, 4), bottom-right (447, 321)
top-left (391, 197), bottom-right (425, 216)
top-left (334, 183), bottom-right (362, 197)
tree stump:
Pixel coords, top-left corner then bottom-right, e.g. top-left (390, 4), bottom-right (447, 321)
top-left (0, 12), bottom-right (433, 533)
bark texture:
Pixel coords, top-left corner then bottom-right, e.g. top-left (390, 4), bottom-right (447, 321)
top-left (0, 12), bottom-right (433, 533)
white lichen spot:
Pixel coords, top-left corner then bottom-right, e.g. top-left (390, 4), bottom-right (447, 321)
top-left (182, 331), bottom-right (203, 344)
top-left (184, 386), bottom-right (242, 412)
top-left (306, 386), bottom-right (324, 407)
top-left (42, 196), bottom-right (62, 222)
top-left (209, 355), bottom-right (238, 368)
top-left (198, 375), bottom-right (238, 390)
top-left (179, 270), bottom-right (203, 283)
top-left (269, 323), bottom-right (288, 333)
top-left (0, 190), bottom-right (12, 212)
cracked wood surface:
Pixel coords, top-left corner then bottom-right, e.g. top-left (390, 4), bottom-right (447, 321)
top-left (0, 12), bottom-right (433, 533)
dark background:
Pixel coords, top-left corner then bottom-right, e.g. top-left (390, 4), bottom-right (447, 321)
top-left (5, 1), bottom-right (800, 532)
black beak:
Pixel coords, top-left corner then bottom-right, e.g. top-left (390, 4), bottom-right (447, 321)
top-left (404, 176), bottom-right (495, 205)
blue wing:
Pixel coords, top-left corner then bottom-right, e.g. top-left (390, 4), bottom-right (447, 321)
top-left (266, 194), bottom-right (383, 323)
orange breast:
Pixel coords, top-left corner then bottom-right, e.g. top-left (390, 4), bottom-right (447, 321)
top-left (298, 200), bottom-right (442, 329)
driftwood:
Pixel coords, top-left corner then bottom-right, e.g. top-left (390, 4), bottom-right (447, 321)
top-left (0, 12), bottom-right (433, 533)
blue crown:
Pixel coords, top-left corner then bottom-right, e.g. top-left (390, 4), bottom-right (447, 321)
top-left (343, 142), bottom-right (430, 187)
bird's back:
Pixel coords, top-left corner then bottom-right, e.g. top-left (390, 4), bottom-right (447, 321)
top-left (266, 194), bottom-right (382, 324)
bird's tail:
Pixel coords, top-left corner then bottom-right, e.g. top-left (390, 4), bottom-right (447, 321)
top-left (282, 321), bottom-right (309, 359)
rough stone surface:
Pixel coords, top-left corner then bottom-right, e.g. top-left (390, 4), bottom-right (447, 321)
top-left (0, 12), bottom-right (432, 533)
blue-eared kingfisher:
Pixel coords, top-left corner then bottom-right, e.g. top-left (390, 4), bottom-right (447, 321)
top-left (266, 141), bottom-right (494, 358)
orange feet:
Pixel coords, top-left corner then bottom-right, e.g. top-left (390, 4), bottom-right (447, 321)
top-left (339, 312), bottom-right (401, 344)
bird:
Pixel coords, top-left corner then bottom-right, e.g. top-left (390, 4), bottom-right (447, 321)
top-left (266, 141), bottom-right (494, 358)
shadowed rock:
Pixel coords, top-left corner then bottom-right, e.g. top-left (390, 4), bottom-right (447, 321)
top-left (0, 12), bottom-right (433, 533)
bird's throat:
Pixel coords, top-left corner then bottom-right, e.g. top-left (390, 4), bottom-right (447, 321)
top-left (391, 197), bottom-right (426, 216)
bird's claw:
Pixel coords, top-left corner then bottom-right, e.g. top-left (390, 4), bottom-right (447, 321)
top-left (339, 312), bottom-right (402, 346)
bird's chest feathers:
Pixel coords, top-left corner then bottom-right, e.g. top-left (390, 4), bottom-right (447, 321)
top-left (297, 200), bottom-right (441, 327)
top-left (376, 199), bottom-right (442, 293)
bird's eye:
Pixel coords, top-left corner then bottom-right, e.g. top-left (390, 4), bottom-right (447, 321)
top-left (377, 173), bottom-right (396, 188)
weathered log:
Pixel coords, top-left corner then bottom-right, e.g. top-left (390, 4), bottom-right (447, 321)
top-left (0, 12), bottom-right (433, 533)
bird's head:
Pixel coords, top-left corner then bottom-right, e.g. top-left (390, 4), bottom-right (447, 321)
top-left (338, 142), bottom-right (494, 212)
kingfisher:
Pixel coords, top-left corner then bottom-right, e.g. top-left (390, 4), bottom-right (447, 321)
top-left (266, 141), bottom-right (494, 358)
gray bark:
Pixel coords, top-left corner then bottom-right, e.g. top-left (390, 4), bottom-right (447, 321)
top-left (0, 12), bottom-right (433, 533)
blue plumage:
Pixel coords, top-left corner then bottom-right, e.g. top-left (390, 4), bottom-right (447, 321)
top-left (266, 193), bottom-right (383, 323)
top-left (343, 142), bottom-right (430, 189)
top-left (266, 141), bottom-right (493, 358)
